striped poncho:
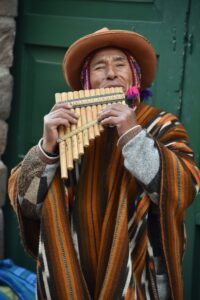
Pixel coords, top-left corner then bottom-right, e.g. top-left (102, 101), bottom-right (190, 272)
top-left (8, 103), bottom-right (200, 300)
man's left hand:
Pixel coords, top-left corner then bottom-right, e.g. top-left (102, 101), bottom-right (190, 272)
top-left (98, 103), bottom-right (138, 136)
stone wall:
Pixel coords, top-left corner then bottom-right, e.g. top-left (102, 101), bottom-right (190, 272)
top-left (0, 0), bottom-right (18, 258)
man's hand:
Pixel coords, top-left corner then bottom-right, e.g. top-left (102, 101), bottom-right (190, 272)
top-left (42, 103), bottom-right (79, 153)
top-left (98, 103), bottom-right (138, 136)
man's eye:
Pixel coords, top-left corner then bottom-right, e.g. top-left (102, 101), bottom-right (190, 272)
top-left (94, 65), bottom-right (104, 70)
top-left (116, 63), bottom-right (125, 67)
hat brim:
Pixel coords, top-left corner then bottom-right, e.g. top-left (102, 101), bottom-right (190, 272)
top-left (63, 30), bottom-right (157, 91)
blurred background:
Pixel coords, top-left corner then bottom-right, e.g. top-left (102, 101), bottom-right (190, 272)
top-left (0, 0), bottom-right (200, 299)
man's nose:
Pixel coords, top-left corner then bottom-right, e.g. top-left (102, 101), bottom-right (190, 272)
top-left (106, 66), bottom-right (117, 80)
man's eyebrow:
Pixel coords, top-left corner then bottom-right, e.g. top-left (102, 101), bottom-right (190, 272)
top-left (91, 56), bottom-right (127, 67)
top-left (113, 56), bottom-right (127, 62)
top-left (91, 59), bottom-right (106, 66)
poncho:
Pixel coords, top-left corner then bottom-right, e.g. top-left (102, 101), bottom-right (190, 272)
top-left (8, 103), bottom-right (200, 300)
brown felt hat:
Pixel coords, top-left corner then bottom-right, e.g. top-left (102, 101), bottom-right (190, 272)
top-left (63, 28), bottom-right (157, 91)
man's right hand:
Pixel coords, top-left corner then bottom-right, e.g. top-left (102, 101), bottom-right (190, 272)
top-left (42, 103), bottom-right (79, 154)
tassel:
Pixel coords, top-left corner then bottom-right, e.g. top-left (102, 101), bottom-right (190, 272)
top-left (140, 88), bottom-right (153, 101)
top-left (125, 86), bottom-right (140, 108)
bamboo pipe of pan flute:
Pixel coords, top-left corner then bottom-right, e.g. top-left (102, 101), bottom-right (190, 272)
top-left (89, 89), bottom-right (100, 137)
top-left (95, 88), bottom-right (104, 132)
top-left (84, 89), bottom-right (95, 140)
top-left (67, 91), bottom-right (79, 161)
top-left (100, 87), bottom-right (108, 114)
top-left (55, 93), bottom-right (68, 180)
top-left (78, 90), bottom-right (89, 147)
top-left (62, 92), bottom-right (74, 171)
top-left (73, 91), bottom-right (84, 156)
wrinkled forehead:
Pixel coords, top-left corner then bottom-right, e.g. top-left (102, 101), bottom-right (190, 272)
top-left (89, 47), bottom-right (128, 66)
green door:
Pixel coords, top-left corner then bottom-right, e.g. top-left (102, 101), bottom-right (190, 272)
top-left (181, 1), bottom-right (200, 299)
top-left (4, 0), bottom-right (200, 298)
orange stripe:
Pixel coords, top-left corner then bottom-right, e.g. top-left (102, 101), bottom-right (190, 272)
top-left (134, 195), bottom-right (150, 225)
top-left (49, 176), bottom-right (88, 299)
top-left (182, 157), bottom-right (200, 187)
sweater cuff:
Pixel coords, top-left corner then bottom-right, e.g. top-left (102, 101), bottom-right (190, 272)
top-left (117, 125), bottom-right (142, 149)
top-left (37, 138), bottom-right (60, 164)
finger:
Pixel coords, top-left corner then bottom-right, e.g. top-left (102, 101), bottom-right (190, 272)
top-left (50, 103), bottom-right (73, 112)
top-left (100, 116), bottom-right (120, 126)
top-left (98, 109), bottom-right (121, 121)
top-left (100, 106), bottom-right (133, 118)
top-left (47, 108), bottom-right (79, 120)
top-left (45, 114), bottom-right (78, 127)
top-left (101, 103), bottom-right (129, 113)
top-left (99, 105), bottom-right (135, 121)
top-left (45, 117), bottom-right (76, 129)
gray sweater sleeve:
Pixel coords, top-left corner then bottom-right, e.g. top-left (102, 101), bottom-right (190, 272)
top-left (122, 129), bottom-right (160, 203)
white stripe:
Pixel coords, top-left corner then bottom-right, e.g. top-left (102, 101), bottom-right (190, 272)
top-left (130, 213), bottom-right (148, 253)
top-left (128, 211), bottom-right (136, 230)
top-left (141, 266), bottom-right (151, 300)
top-left (36, 289), bottom-right (38, 300)
top-left (146, 116), bottom-right (161, 133)
top-left (164, 141), bottom-right (176, 147)
top-left (195, 183), bottom-right (199, 194)
top-left (187, 153), bottom-right (193, 157)
top-left (160, 111), bottom-right (166, 115)
top-left (159, 121), bottom-right (171, 131)
top-left (128, 194), bottom-right (144, 230)
top-left (134, 276), bottom-right (138, 300)
top-left (71, 215), bottom-right (81, 262)
top-left (147, 239), bottom-right (153, 258)
top-left (129, 217), bottom-right (145, 253)
top-left (39, 239), bottom-right (52, 300)
top-left (122, 249), bottom-right (132, 296)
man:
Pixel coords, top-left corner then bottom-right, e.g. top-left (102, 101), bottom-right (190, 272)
top-left (8, 28), bottom-right (200, 300)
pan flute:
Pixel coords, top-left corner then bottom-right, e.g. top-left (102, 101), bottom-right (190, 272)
top-left (55, 87), bottom-right (126, 179)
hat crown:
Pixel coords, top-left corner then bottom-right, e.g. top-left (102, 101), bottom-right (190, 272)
top-left (95, 27), bottom-right (109, 33)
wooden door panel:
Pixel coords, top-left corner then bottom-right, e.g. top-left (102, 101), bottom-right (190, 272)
top-left (18, 45), bottom-right (67, 152)
top-left (27, 0), bottom-right (163, 21)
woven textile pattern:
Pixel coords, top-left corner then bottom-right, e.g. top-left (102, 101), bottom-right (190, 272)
top-left (8, 103), bottom-right (200, 300)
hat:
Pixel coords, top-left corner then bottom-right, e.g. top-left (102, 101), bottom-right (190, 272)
top-left (63, 28), bottom-right (157, 91)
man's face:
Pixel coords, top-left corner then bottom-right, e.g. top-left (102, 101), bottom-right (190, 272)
top-left (90, 48), bottom-right (133, 93)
